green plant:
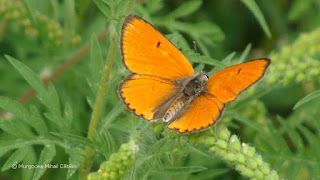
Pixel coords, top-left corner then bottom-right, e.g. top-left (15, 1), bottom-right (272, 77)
top-left (1, 0), bottom-right (320, 180)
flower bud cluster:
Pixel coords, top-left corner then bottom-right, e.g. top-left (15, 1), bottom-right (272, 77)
top-left (201, 127), bottom-right (279, 180)
top-left (87, 140), bottom-right (138, 180)
top-left (0, 0), bottom-right (81, 46)
top-left (267, 28), bottom-right (320, 85)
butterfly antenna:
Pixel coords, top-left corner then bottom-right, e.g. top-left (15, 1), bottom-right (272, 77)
top-left (193, 41), bottom-right (200, 64)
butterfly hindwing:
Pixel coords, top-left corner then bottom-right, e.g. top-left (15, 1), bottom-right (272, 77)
top-left (121, 15), bottom-right (194, 80)
top-left (167, 94), bottom-right (224, 133)
top-left (119, 74), bottom-right (179, 120)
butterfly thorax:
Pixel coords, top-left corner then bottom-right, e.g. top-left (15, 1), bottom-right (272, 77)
top-left (163, 73), bottom-right (208, 122)
top-left (183, 73), bottom-right (208, 97)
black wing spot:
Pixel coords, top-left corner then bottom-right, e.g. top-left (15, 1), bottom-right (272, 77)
top-left (157, 42), bottom-right (161, 48)
top-left (237, 68), bottom-right (242, 74)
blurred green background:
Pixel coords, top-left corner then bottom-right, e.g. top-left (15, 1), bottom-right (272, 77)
top-left (0, 0), bottom-right (320, 179)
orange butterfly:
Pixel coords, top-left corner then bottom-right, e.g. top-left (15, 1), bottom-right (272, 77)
top-left (118, 15), bottom-right (270, 133)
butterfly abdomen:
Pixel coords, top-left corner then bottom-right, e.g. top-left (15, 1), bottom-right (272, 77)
top-left (163, 98), bottom-right (186, 122)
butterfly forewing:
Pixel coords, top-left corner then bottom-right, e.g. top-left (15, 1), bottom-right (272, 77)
top-left (121, 15), bottom-right (194, 80)
top-left (206, 59), bottom-right (270, 103)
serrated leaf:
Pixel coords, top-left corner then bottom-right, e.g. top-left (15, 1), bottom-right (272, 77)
top-left (241, 0), bottom-right (271, 38)
top-left (46, 84), bottom-right (61, 116)
top-left (29, 105), bottom-right (49, 136)
top-left (239, 43), bottom-right (252, 63)
top-left (182, 50), bottom-right (226, 68)
top-left (66, 147), bottom-right (85, 179)
top-left (0, 117), bottom-right (34, 139)
top-left (221, 51), bottom-right (236, 66)
top-left (50, 132), bottom-right (94, 147)
top-left (0, 96), bottom-right (29, 121)
top-left (93, 0), bottom-right (111, 19)
top-left (277, 116), bottom-right (304, 152)
top-left (293, 90), bottom-right (320, 110)
top-left (5, 55), bottom-right (47, 101)
top-left (166, 33), bottom-right (190, 51)
top-left (22, 146), bottom-right (36, 180)
top-left (146, 0), bottom-right (164, 14)
top-left (156, 166), bottom-right (207, 175)
top-left (1, 147), bottom-right (28, 171)
top-left (0, 139), bottom-right (27, 157)
top-left (32, 144), bottom-right (56, 180)
top-left (168, 0), bottom-right (202, 19)
top-left (208, 53), bottom-right (235, 76)
top-left (89, 34), bottom-right (104, 94)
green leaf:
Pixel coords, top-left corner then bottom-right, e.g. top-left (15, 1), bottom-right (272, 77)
top-left (208, 52), bottom-right (235, 76)
top-left (64, 0), bottom-right (77, 34)
top-left (193, 168), bottom-right (230, 179)
top-left (0, 96), bottom-right (29, 121)
top-left (221, 51), bottom-right (236, 66)
top-left (46, 83), bottom-right (61, 117)
top-left (64, 102), bottom-right (73, 128)
top-left (0, 139), bottom-right (27, 157)
top-left (168, 0), bottom-right (202, 18)
top-left (146, 0), bottom-right (164, 14)
top-left (156, 166), bottom-right (207, 175)
top-left (241, 0), bottom-right (271, 38)
top-left (293, 90), bottom-right (320, 110)
top-left (277, 116), bottom-right (304, 152)
top-left (5, 55), bottom-right (47, 101)
top-left (29, 105), bottom-right (50, 136)
top-left (232, 114), bottom-right (268, 136)
top-left (1, 147), bottom-right (29, 171)
top-left (239, 43), bottom-right (252, 63)
top-left (22, 146), bottom-right (36, 180)
top-left (89, 34), bottom-right (104, 94)
top-left (166, 33), bottom-right (190, 51)
top-left (66, 147), bottom-right (85, 179)
top-left (194, 63), bottom-right (205, 72)
top-left (0, 117), bottom-right (34, 139)
top-left (32, 144), bottom-right (56, 180)
top-left (50, 132), bottom-right (94, 147)
top-left (182, 50), bottom-right (226, 68)
top-left (93, 0), bottom-right (111, 19)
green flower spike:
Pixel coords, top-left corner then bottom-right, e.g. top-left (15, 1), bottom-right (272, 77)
top-left (0, 0), bottom-right (81, 46)
top-left (267, 28), bottom-right (320, 85)
top-left (202, 127), bottom-right (279, 180)
top-left (87, 140), bottom-right (138, 180)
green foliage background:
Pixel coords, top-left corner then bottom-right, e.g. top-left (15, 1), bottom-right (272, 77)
top-left (0, 0), bottom-right (320, 179)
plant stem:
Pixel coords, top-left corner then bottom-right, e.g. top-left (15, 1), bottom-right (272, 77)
top-left (80, 0), bottom-right (136, 177)
top-left (79, 21), bottom-right (118, 180)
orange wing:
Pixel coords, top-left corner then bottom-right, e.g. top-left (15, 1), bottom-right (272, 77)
top-left (118, 74), bottom-right (179, 120)
top-left (167, 94), bottom-right (224, 133)
top-left (121, 15), bottom-right (194, 80)
top-left (207, 59), bottom-right (270, 103)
